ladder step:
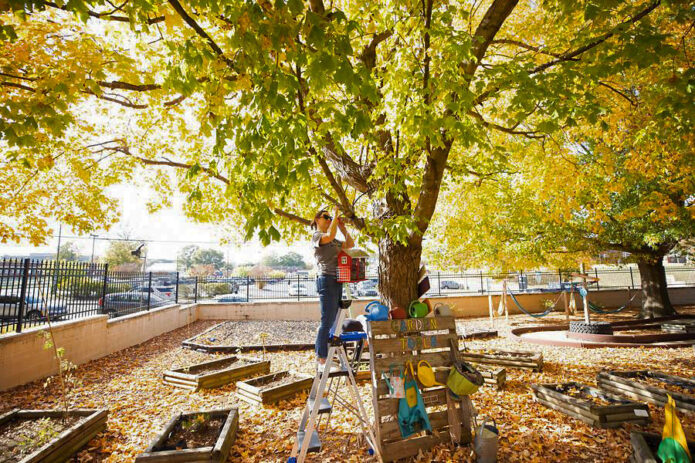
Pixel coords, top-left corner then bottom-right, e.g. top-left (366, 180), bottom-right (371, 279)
top-left (307, 397), bottom-right (332, 414)
top-left (297, 430), bottom-right (321, 453)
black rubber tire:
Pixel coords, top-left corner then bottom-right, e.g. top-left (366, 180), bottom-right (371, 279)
top-left (26, 310), bottom-right (43, 321)
top-left (569, 321), bottom-right (613, 335)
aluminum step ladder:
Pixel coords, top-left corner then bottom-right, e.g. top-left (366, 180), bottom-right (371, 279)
top-left (287, 298), bottom-right (381, 463)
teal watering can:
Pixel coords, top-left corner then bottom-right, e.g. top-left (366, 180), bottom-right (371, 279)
top-left (365, 301), bottom-right (389, 321)
top-left (409, 300), bottom-right (429, 318)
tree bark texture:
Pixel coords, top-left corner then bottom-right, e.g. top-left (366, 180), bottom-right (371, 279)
top-left (637, 256), bottom-right (676, 318)
top-left (378, 238), bottom-right (422, 311)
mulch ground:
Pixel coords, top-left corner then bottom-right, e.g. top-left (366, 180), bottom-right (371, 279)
top-left (1, 308), bottom-right (694, 462)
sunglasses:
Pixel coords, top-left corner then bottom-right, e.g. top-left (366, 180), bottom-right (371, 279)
top-left (321, 214), bottom-right (333, 220)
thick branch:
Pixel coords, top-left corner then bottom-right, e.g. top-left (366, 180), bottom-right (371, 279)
top-left (467, 110), bottom-right (544, 138)
top-left (1, 81), bottom-right (35, 92)
top-left (97, 81), bottom-right (161, 91)
top-left (463, 0), bottom-right (520, 79)
top-left (168, 0), bottom-right (235, 67)
top-left (359, 30), bottom-right (393, 70)
top-left (490, 39), bottom-right (576, 59)
top-left (320, 133), bottom-right (372, 193)
top-left (598, 81), bottom-right (637, 106)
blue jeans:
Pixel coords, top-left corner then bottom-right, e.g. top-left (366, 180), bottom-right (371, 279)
top-left (315, 274), bottom-right (342, 359)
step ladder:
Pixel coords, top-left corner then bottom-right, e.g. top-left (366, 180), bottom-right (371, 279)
top-left (288, 300), bottom-right (381, 463)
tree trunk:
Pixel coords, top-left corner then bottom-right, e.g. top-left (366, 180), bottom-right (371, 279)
top-left (378, 237), bottom-right (422, 311)
top-left (636, 256), bottom-right (676, 318)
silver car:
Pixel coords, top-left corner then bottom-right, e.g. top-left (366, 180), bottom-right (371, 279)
top-left (0, 294), bottom-right (68, 321)
top-left (98, 291), bottom-right (167, 317)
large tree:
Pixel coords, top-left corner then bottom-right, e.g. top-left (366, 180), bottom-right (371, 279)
top-left (426, 7), bottom-right (695, 318)
top-left (2, 0), bottom-right (689, 308)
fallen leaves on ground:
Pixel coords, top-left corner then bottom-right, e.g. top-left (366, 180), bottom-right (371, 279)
top-left (0, 308), bottom-right (694, 462)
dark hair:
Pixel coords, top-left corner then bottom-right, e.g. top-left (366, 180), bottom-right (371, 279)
top-left (310, 210), bottom-right (328, 230)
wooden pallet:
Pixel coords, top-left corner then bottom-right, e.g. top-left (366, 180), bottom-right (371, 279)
top-left (459, 329), bottom-right (498, 340)
top-left (598, 370), bottom-right (695, 413)
top-left (532, 383), bottom-right (650, 428)
top-left (630, 432), bottom-right (695, 463)
top-left (661, 320), bottom-right (695, 334)
top-left (136, 408), bottom-right (238, 462)
top-left (235, 371), bottom-right (313, 405)
top-left (460, 349), bottom-right (543, 371)
top-left (163, 356), bottom-right (270, 391)
top-left (0, 409), bottom-right (107, 463)
top-left (477, 366), bottom-right (506, 389)
top-left (369, 316), bottom-right (474, 462)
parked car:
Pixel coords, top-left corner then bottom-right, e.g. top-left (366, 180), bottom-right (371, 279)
top-left (135, 285), bottom-right (176, 300)
top-left (213, 294), bottom-right (250, 303)
top-left (0, 294), bottom-right (68, 321)
top-left (289, 283), bottom-right (308, 297)
top-left (439, 280), bottom-right (460, 290)
top-left (98, 291), bottom-right (167, 317)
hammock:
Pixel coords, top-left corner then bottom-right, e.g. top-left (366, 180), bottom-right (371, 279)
top-left (507, 291), bottom-right (562, 319)
top-left (587, 291), bottom-right (639, 314)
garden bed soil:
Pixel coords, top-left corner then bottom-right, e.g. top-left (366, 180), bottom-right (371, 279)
top-left (236, 371), bottom-right (313, 405)
top-left (532, 382), bottom-right (650, 428)
top-left (183, 321), bottom-right (316, 352)
top-left (136, 408), bottom-right (238, 463)
top-left (0, 409), bottom-right (107, 463)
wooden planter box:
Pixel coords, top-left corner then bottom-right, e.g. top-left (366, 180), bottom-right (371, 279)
top-left (532, 383), bottom-right (650, 428)
top-left (477, 366), bottom-right (506, 389)
top-left (182, 322), bottom-right (314, 353)
top-left (598, 370), bottom-right (695, 413)
top-left (630, 431), bottom-right (695, 463)
top-left (460, 349), bottom-right (543, 371)
top-left (459, 329), bottom-right (498, 340)
top-left (163, 356), bottom-right (270, 391)
top-left (236, 371), bottom-right (313, 405)
top-left (136, 408), bottom-right (238, 462)
top-left (0, 408), bottom-right (107, 463)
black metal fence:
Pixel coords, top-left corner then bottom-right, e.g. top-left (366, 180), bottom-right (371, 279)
top-left (0, 259), bottom-right (178, 333)
top-left (2, 259), bottom-right (694, 333)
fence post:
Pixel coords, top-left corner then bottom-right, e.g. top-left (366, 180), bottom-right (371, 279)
top-left (175, 271), bottom-right (179, 304)
top-left (297, 272), bottom-right (300, 301)
top-left (629, 267), bottom-right (635, 290)
top-left (147, 272), bottom-right (152, 310)
top-left (594, 268), bottom-right (600, 291)
top-left (438, 271), bottom-right (441, 296)
top-left (479, 271), bottom-right (484, 294)
top-left (15, 259), bottom-right (30, 333)
top-left (194, 277), bottom-right (198, 303)
top-left (246, 276), bottom-right (250, 301)
top-left (101, 263), bottom-right (109, 314)
top-left (558, 269), bottom-right (562, 288)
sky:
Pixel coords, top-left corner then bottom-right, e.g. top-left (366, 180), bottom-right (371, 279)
top-left (0, 182), bottom-right (315, 265)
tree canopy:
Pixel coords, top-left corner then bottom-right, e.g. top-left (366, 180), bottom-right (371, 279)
top-left (2, 0), bottom-right (692, 306)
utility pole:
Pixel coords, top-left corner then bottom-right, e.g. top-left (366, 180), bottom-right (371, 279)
top-left (90, 234), bottom-right (99, 263)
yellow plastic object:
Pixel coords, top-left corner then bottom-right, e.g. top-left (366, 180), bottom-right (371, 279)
top-left (417, 360), bottom-right (444, 387)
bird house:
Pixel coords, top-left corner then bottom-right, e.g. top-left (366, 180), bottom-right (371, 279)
top-left (336, 249), bottom-right (369, 283)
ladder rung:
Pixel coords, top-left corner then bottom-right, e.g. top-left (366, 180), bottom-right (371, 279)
top-left (307, 397), bottom-right (332, 414)
top-left (297, 430), bottom-right (321, 453)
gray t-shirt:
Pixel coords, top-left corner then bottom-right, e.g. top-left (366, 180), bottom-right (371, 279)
top-left (312, 230), bottom-right (343, 276)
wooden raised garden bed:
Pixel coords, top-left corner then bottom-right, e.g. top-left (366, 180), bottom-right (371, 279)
top-left (532, 383), bottom-right (651, 428)
top-left (459, 329), bottom-right (498, 340)
top-left (182, 321), bottom-right (314, 353)
top-left (477, 366), bottom-right (506, 389)
top-left (0, 408), bottom-right (107, 463)
top-left (630, 431), bottom-right (695, 463)
top-left (598, 370), bottom-right (695, 413)
top-left (236, 371), bottom-right (313, 405)
top-left (136, 408), bottom-right (238, 462)
top-left (163, 355), bottom-right (270, 391)
top-left (460, 348), bottom-right (543, 371)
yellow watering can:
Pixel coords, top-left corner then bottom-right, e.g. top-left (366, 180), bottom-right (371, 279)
top-left (417, 360), bottom-right (445, 387)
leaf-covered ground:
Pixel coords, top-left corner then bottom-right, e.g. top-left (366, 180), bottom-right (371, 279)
top-left (1, 308), bottom-right (694, 462)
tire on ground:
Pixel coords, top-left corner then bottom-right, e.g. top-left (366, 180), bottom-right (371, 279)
top-left (569, 321), bottom-right (613, 335)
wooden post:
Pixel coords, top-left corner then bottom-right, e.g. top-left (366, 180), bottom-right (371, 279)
top-left (446, 393), bottom-right (473, 445)
top-left (488, 294), bottom-right (494, 328)
top-left (583, 281), bottom-right (590, 324)
top-left (563, 290), bottom-right (569, 323)
top-left (502, 280), bottom-right (509, 324)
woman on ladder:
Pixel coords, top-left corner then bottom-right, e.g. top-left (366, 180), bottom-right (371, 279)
top-left (310, 205), bottom-right (354, 373)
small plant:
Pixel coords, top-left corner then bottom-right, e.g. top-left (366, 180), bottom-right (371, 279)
top-left (18, 418), bottom-right (60, 450)
top-left (257, 332), bottom-right (270, 361)
top-left (181, 413), bottom-right (209, 432)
